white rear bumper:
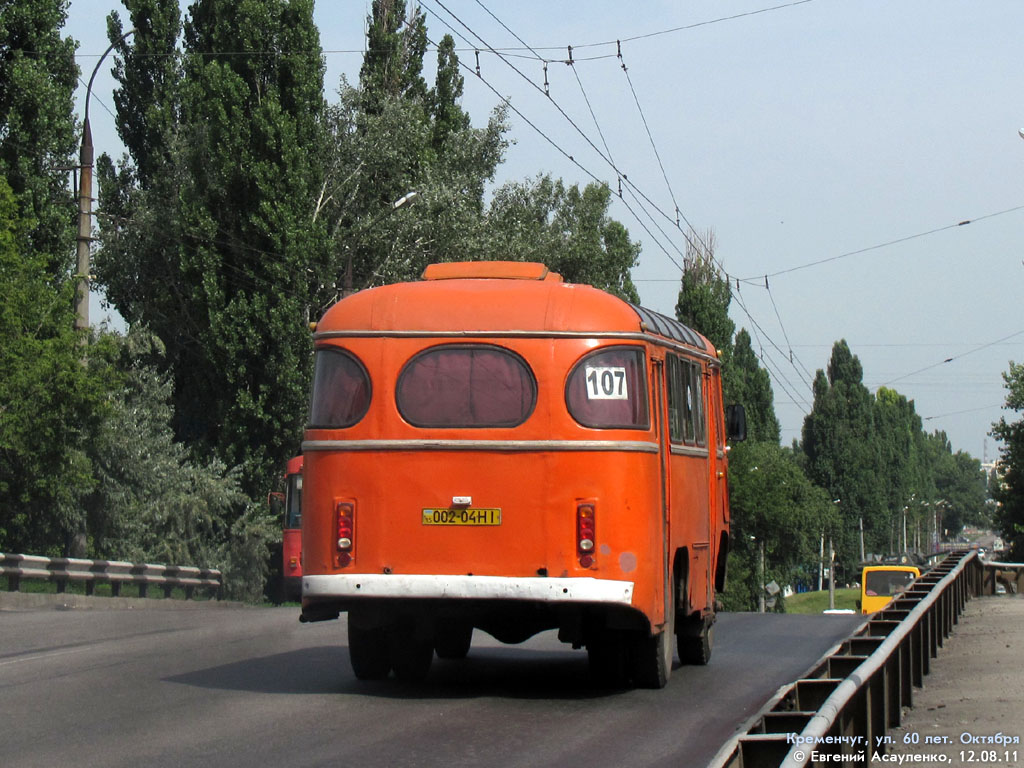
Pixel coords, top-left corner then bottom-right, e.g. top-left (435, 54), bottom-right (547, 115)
top-left (303, 573), bottom-right (635, 605)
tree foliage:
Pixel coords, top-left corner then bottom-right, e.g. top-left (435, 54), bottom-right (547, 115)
top-left (98, 0), bottom-right (328, 500)
top-left (674, 229), bottom-right (734, 356)
top-left (722, 441), bottom-right (836, 610)
top-left (801, 341), bottom-right (883, 565)
top-left (485, 175), bottom-right (641, 302)
top-left (730, 329), bottom-right (781, 443)
top-left (0, 0), bottom-right (78, 266)
top-left (0, 174), bottom-right (113, 555)
top-left (992, 362), bottom-right (1024, 559)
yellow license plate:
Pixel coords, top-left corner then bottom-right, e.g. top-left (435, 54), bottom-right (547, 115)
top-left (422, 508), bottom-right (501, 526)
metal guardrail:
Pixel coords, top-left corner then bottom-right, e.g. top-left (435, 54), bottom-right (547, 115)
top-left (709, 550), bottom-right (993, 768)
top-left (0, 552), bottom-right (222, 600)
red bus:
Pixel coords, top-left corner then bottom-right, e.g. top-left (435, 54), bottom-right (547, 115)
top-left (269, 455), bottom-right (303, 603)
top-left (299, 262), bottom-right (744, 687)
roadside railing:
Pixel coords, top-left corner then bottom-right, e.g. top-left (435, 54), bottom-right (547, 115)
top-left (0, 552), bottom-right (222, 600)
top-left (709, 549), bottom-right (985, 768)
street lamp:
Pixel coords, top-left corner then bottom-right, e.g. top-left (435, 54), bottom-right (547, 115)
top-left (343, 190), bottom-right (420, 296)
top-left (75, 28), bottom-right (135, 334)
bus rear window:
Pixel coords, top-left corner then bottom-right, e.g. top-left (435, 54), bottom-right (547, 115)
top-left (566, 347), bottom-right (649, 429)
top-left (309, 349), bottom-right (372, 428)
top-left (864, 569), bottom-right (917, 597)
top-left (397, 345), bottom-right (537, 428)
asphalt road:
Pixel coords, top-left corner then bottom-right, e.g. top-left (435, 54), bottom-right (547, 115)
top-left (0, 604), bottom-right (862, 768)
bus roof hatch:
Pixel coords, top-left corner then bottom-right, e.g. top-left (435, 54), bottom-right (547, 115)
top-left (421, 261), bottom-right (562, 282)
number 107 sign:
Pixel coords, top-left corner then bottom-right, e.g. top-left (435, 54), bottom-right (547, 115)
top-left (584, 366), bottom-right (628, 400)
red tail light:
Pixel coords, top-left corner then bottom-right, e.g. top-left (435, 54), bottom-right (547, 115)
top-left (577, 501), bottom-right (596, 568)
top-left (336, 500), bottom-right (355, 567)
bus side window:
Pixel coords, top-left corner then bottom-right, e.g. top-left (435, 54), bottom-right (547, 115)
top-left (691, 362), bottom-right (706, 446)
top-left (667, 354), bottom-right (707, 446)
top-left (667, 355), bottom-right (685, 442)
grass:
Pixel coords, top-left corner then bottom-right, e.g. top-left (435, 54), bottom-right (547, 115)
top-left (784, 588), bottom-right (861, 614)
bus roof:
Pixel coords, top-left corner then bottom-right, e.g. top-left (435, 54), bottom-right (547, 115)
top-left (315, 262), bottom-right (713, 355)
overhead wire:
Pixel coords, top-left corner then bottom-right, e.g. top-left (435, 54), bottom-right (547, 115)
top-left (738, 204), bottom-right (1024, 283)
top-left (879, 328), bottom-right (1024, 389)
top-left (447, 0), bottom-right (815, 409)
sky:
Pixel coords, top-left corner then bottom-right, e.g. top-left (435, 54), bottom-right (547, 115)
top-left (65, 0), bottom-right (1024, 463)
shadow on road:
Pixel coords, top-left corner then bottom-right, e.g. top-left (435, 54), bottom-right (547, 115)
top-left (164, 644), bottom-right (628, 701)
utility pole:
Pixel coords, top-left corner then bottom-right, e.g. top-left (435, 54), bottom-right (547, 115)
top-left (828, 538), bottom-right (836, 611)
top-left (75, 29), bottom-right (136, 334)
top-left (759, 538), bottom-right (766, 613)
top-left (74, 117), bottom-right (93, 333)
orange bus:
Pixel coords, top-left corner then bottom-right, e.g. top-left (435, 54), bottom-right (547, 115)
top-left (299, 262), bottom-right (745, 688)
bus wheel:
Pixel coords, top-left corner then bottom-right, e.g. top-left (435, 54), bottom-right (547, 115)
top-left (434, 621), bottom-right (473, 660)
top-left (631, 591), bottom-right (675, 689)
top-left (348, 623), bottom-right (391, 680)
top-left (678, 615), bottom-right (714, 666)
top-left (389, 621), bottom-right (434, 682)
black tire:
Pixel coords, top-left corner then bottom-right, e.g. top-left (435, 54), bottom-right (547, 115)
top-left (434, 621), bottom-right (473, 660)
top-left (678, 615), bottom-right (714, 666)
top-left (389, 622), bottom-right (434, 682)
top-left (631, 584), bottom-right (675, 689)
top-left (348, 623), bottom-right (391, 680)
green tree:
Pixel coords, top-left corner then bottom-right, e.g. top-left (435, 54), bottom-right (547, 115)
top-left (429, 34), bottom-right (470, 151)
top-left (722, 441), bottom-right (836, 611)
top-left (874, 386), bottom-right (925, 549)
top-left (0, 175), bottom-right (113, 555)
top-left (730, 328), bottom-right (781, 443)
top-left (98, 0), bottom-right (329, 500)
top-left (992, 362), bottom-right (1024, 558)
top-left (674, 229), bottom-right (734, 356)
top-left (485, 175), bottom-right (640, 302)
top-left (360, 0), bottom-right (428, 111)
top-left (320, 76), bottom-right (509, 294)
top-left (105, 0), bottom-right (181, 185)
top-left (0, 0), bottom-right (78, 266)
top-left (801, 341), bottom-right (883, 568)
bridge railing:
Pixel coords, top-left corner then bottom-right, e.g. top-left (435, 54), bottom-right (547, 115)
top-left (0, 552), bottom-right (222, 600)
top-left (709, 549), bottom-right (999, 768)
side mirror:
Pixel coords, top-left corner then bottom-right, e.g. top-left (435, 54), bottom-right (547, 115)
top-left (725, 404), bottom-right (747, 442)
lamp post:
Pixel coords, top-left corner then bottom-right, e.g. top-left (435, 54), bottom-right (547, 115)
top-left (75, 28), bottom-right (135, 334)
top-left (343, 190), bottom-right (420, 296)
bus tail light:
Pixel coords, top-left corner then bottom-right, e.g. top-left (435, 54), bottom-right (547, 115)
top-left (336, 500), bottom-right (355, 567)
top-left (577, 501), bottom-right (596, 568)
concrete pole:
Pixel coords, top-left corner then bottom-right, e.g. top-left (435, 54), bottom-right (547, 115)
top-left (74, 120), bottom-right (93, 333)
top-left (75, 28), bottom-right (136, 335)
top-left (828, 538), bottom-right (836, 611)
top-left (759, 538), bottom-right (766, 613)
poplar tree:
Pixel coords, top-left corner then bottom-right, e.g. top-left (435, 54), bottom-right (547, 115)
top-left (674, 229), bottom-right (734, 356)
top-left (801, 341), bottom-right (883, 565)
top-left (0, 0), bottom-right (78, 266)
top-left (731, 328), bottom-right (781, 444)
top-left (97, 0), bottom-right (328, 498)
